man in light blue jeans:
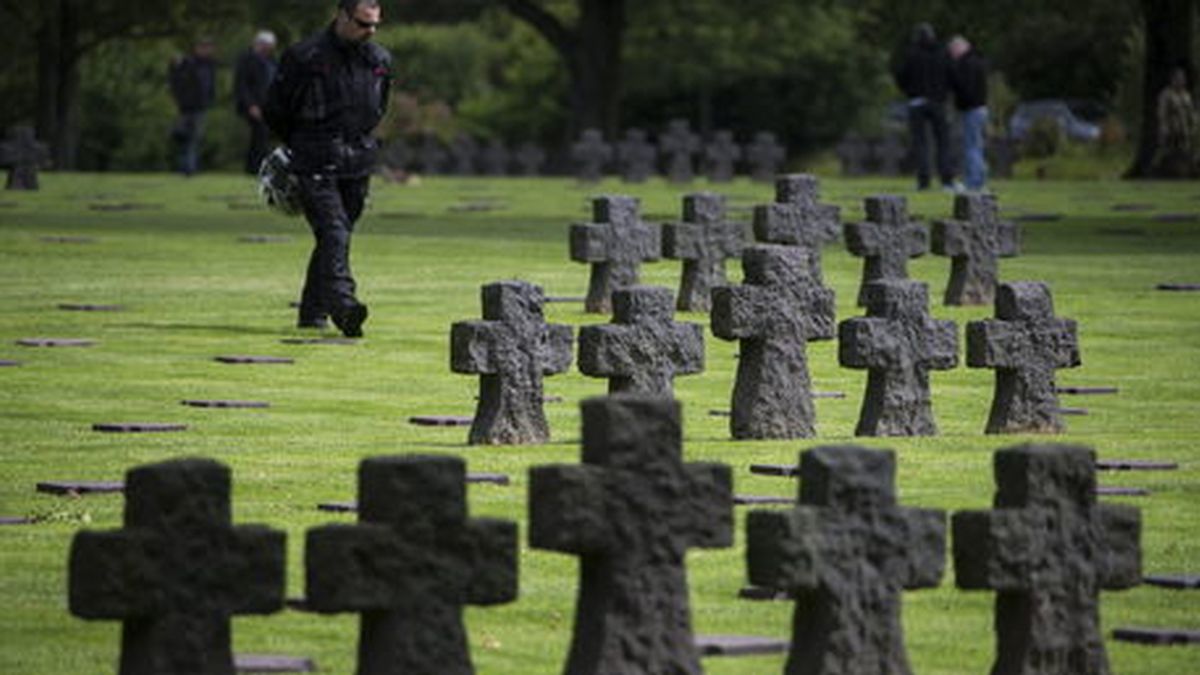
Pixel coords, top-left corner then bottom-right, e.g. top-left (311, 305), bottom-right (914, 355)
top-left (949, 35), bottom-right (989, 191)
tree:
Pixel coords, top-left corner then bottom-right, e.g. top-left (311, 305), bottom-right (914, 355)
top-left (1128, 0), bottom-right (1196, 177)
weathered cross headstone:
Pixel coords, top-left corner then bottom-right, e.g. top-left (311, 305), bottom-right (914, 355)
top-left (845, 195), bottom-right (930, 306)
top-left (704, 130), bottom-right (743, 183)
top-left (513, 142), bottom-right (546, 176)
top-left (659, 119), bottom-right (701, 183)
top-left (662, 192), bottom-right (744, 312)
top-left (967, 282), bottom-right (1080, 434)
top-left (451, 280), bottom-right (574, 445)
top-left (0, 126), bottom-right (49, 190)
top-left (570, 128), bottom-right (612, 182)
top-left (449, 134), bottom-right (479, 175)
top-left (953, 444), bottom-right (1142, 675)
top-left (932, 193), bottom-right (1021, 306)
top-left (839, 280), bottom-right (958, 436)
top-left (873, 135), bottom-right (908, 176)
top-left (753, 174), bottom-right (841, 282)
top-left (712, 245), bottom-right (836, 439)
top-left (416, 134), bottom-right (448, 175)
top-left (578, 286), bottom-right (705, 396)
top-left (570, 195), bottom-right (661, 313)
top-left (745, 131), bottom-right (787, 182)
top-left (747, 446), bottom-right (946, 675)
top-left (306, 455), bottom-right (517, 675)
top-left (69, 458), bottom-right (286, 674)
top-left (530, 396), bottom-right (732, 675)
top-left (478, 139), bottom-right (511, 176)
top-left (616, 128), bottom-right (658, 183)
top-left (835, 133), bottom-right (870, 176)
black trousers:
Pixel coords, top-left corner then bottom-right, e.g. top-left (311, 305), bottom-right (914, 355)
top-left (245, 117), bottom-right (272, 175)
top-left (907, 102), bottom-right (953, 188)
top-left (297, 175), bottom-right (369, 324)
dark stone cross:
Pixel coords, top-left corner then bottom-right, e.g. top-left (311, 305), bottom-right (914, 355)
top-left (306, 455), bottom-right (517, 675)
top-left (839, 280), bottom-right (958, 436)
top-left (704, 130), bottom-right (743, 183)
top-left (616, 128), bottom-right (658, 183)
top-left (69, 458), bottom-right (286, 675)
top-left (712, 245), bottom-right (836, 439)
top-left (662, 192), bottom-right (744, 312)
top-left (451, 280), bottom-right (574, 445)
top-left (873, 135), bottom-right (908, 175)
top-left (845, 195), bottom-right (930, 306)
top-left (416, 135), bottom-right (448, 175)
top-left (835, 133), bottom-right (870, 176)
top-left (570, 195), bottom-right (661, 313)
top-left (659, 118), bottom-right (701, 182)
top-left (0, 126), bottom-right (49, 190)
top-left (513, 142), bottom-right (546, 176)
top-left (987, 137), bottom-right (1017, 178)
top-left (953, 444), bottom-right (1142, 675)
top-left (530, 396), bottom-right (733, 675)
top-left (967, 282), bottom-right (1080, 434)
top-left (747, 446), bottom-right (946, 675)
top-left (449, 134), bottom-right (479, 175)
top-left (571, 128), bottom-right (612, 182)
top-left (478, 139), bottom-right (511, 176)
top-left (745, 131), bottom-right (787, 182)
top-left (932, 193), bottom-right (1022, 306)
top-left (753, 174), bottom-right (841, 279)
top-left (578, 286), bottom-right (705, 396)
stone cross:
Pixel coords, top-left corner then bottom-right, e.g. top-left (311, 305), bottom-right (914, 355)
top-left (967, 282), bottom-right (1080, 434)
top-left (747, 446), bottom-right (946, 675)
top-left (479, 139), bottom-right (511, 176)
top-left (712, 245), bottom-right (835, 439)
top-left (571, 128), bottom-right (612, 182)
top-left (873, 135), bottom-right (908, 175)
top-left (953, 444), bottom-right (1141, 675)
top-left (451, 281), bottom-right (574, 445)
top-left (659, 118), bottom-right (701, 182)
top-left (662, 192), bottom-right (744, 312)
top-left (845, 195), bottom-right (930, 306)
top-left (839, 280), bottom-right (958, 436)
top-left (745, 131), bottom-right (786, 182)
top-left (570, 195), bottom-right (661, 313)
top-left (578, 286), bottom-right (705, 396)
top-left (449, 134), bottom-right (479, 175)
top-left (932, 193), bottom-right (1021, 305)
top-left (417, 134), bottom-right (448, 175)
top-left (69, 458), bottom-right (286, 675)
top-left (530, 396), bottom-right (732, 675)
top-left (514, 142), bottom-right (546, 176)
top-left (0, 126), bottom-right (49, 190)
top-left (616, 128), bottom-right (658, 183)
top-left (835, 133), bottom-right (870, 176)
top-left (753, 174), bottom-right (841, 280)
top-left (704, 130), bottom-right (742, 182)
top-left (307, 455), bottom-right (517, 675)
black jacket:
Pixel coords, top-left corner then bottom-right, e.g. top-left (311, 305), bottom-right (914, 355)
top-left (950, 49), bottom-right (988, 110)
top-left (169, 55), bottom-right (217, 114)
top-left (234, 49), bottom-right (278, 117)
top-left (265, 25), bottom-right (392, 176)
top-left (895, 41), bottom-right (951, 104)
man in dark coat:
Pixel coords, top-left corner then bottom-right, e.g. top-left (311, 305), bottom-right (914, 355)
top-left (894, 23), bottom-right (955, 191)
top-left (265, 0), bottom-right (391, 337)
top-left (949, 35), bottom-right (989, 191)
top-left (234, 31), bottom-right (278, 174)
top-left (168, 38), bottom-right (217, 176)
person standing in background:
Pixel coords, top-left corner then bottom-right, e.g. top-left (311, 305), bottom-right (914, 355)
top-left (895, 23), bottom-right (956, 191)
top-left (949, 35), bottom-right (989, 192)
top-left (168, 38), bottom-right (217, 176)
top-left (235, 31), bottom-right (279, 175)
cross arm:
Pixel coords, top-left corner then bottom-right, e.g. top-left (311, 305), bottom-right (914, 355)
top-left (753, 204), bottom-right (799, 245)
top-left (1097, 504), bottom-right (1141, 590)
top-left (528, 465), bottom-right (612, 554)
top-left (577, 325), bottom-right (635, 378)
top-left (304, 523), bottom-right (400, 613)
top-left (668, 323), bottom-right (706, 376)
top-left (843, 221), bottom-right (882, 256)
top-left (951, 509), bottom-right (1036, 591)
top-left (906, 222), bottom-right (931, 258)
top-left (541, 324), bottom-right (575, 375)
top-left (931, 219), bottom-right (968, 257)
top-left (680, 463), bottom-right (734, 549)
top-left (638, 222), bottom-right (663, 263)
top-left (746, 507), bottom-right (821, 592)
top-left (966, 319), bottom-right (1027, 369)
top-left (837, 317), bottom-right (892, 369)
top-left (569, 223), bottom-right (608, 263)
top-left (900, 508), bottom-right (947, 590)
top-left (923, 319), bottom-right (960, 370)
top-left (711, 286), bottom-right (767, 340)
top-left (450, 321), bottom-right (497, 374)
top-left (69, 529), bottom-right (158, 619)
top-left (460, 517), bottom-right (520, 606)
top-left (225, 525), bottom-right (288, 614)
top-left (662, 222), bottom-right (701, 261)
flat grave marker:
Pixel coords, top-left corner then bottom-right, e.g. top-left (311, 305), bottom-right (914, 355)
top-left (734, 494), bottom-right (794, 506)
top-left (1057, 385), bottom-right (1118, 395)
top-left (37, 480), bottom-right (125, 496)
top-left (408, 415), bottom-right (473, 427)
top-left (93, 422), bottom-right (189, 433)
top-left (39, 235), bottom-right (96, 244)
top-left (239, 235), bottom-right (293, 244)
top-left (1152, 212), bottom-right (1199, 223)
top-left (1111, 627), bottom-right (1200, 645)
top-left (1096, 459), bottom-right (1178, 471)
top-left (279, 337), bottom-right (358, 346)
top-left (1009, 212), bottom-right (1064, 222)
top-left (0, 516), bottom-right (33, 526)
top-left (58, 303), bottom-right (123, 312)
top-left (182, 400), bottom-right (271, 409)
top-left (234, 654), bottom-right (317, 673)
top-left (695, 635), bottom-right (788, 658)
top-left (17, 338), bottom-right (96, 347)
top-left (1111, 203), bottom-right (1156, 212)
top-left (1096, 486), bottom-right (1151, 497)
top-left (0, 359), bottom-right (21, 367)
top-left (1156, 283), bottom-right (1200, 291)
top-left (1143, 574), bottom-right (1200, 589)
top-left (215, 355), bottom-right (294, 365)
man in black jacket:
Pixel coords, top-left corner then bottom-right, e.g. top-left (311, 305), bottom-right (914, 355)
top-left (168, 39), bottom-right (217, 176)
top-left (949, 35), bottom-right (989, 191)
top-left (234, 31), bottom-right (278, 175)
top-left (265, 0), bottom-right (391, 337)
top-left (894, 23), bottom-right (955, 191)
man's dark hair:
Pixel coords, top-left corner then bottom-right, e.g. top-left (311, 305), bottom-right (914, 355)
top-left (338, 0), bottom-right (378, 13)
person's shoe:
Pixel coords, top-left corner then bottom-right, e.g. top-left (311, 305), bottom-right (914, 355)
top-left (297, 315), bottom-right (328, 330)
top-left (943, 181), bottom-right (966, 194)
top-left (332, 303), bottom-right (368, 338)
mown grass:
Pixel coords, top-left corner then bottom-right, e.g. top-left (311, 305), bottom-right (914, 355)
top-left (0, 172), bottom-right (1198, 674)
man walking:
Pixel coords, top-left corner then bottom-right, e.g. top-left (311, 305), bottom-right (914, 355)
top-left (895, 23), bottom-right (955, 191)
top-left (265, 0), bottom-right (391, 337)
top-left (168, 38), bottom-right (217, 176)
top-left (234, 31), bottom-right (278, 175)
top-left (949, 35), bottom-right (989, 191)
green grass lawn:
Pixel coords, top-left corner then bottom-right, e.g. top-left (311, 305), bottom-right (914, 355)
top-left (1, 172), bottom-right (1198, 673)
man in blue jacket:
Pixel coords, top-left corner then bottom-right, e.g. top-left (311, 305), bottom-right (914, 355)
top-left (949, 35), bottom-right (989, 192)
top-left (894, 23), bottom-right (955, 191)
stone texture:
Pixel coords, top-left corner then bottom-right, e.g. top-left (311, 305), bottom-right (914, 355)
top-left (953, 444), bottom-right (1142, 675)
top-left (570, 128), bottom-right (612, 182)
top-left (570, 195), bottom-right (661, 313)
top-left (712, 245), bottom-right (835, 439)
top-left (839, 281), bottom-right (958, 436)
top-left (747, 446), bottom-right (946, 675)
top-left (529, 396), bottom-right (733, 675)
top-left (745, 132), bottom-right (787, 182)
top-left (0, 126), bottom-right (49, 190)
top-left (845, 196), bottom-right (929, 306)
top-left (703, 130), bottom-right (743, 182)
top-left (578, 286), bottom-right (704, 396)
top-left (659, 119), bottom-right (701, 182)
top-left (451, 281), bottom-right (573, 445)
top-left (69, 458), bottom-right (286, 675)
top-left (616, 128), bottom-right (658, 183)
top-left (753, 175), bottom-right (842, 272)
top-left (967, 282), bottom-right (1080, 434)
top-left (306, 455), bottom-right (517, 675)
top-left (932, 193), bottom-right (1021, 306)
top-left (662, 192), bottom-right (744, 312)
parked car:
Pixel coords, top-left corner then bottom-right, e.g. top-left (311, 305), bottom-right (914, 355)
top-left (1008, 100), bottom-right (1102, 142)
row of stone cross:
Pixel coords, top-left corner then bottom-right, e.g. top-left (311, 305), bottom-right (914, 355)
top-left (453, 178), bottom-right (1078, 444)
top-left (0, 125), bottom-right (48, 190)
top-left (835, 132), bottom-right (1018, 179)
top-left (68, 397), bottom-right (1141, 675)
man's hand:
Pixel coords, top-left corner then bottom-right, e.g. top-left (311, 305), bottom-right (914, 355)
top-left (248, 105), bottom-right (263, 121)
